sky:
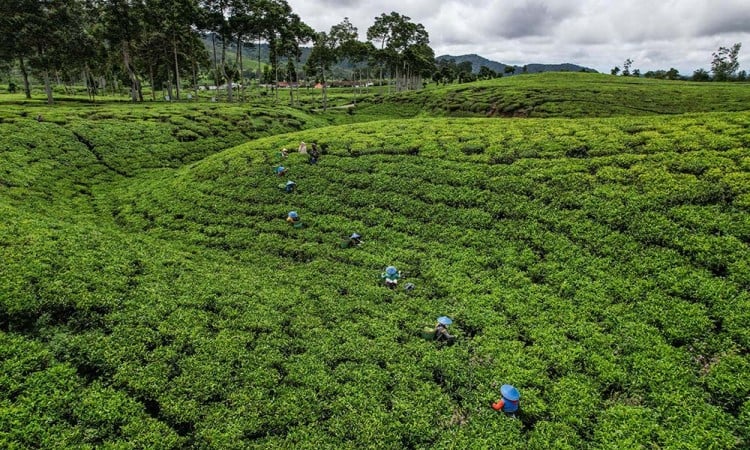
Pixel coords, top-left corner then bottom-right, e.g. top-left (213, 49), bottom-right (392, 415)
top-left (286, 0), bottom-right (750, 75)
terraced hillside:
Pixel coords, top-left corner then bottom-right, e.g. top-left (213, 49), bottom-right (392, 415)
top-left (2, 75), bottom-right (750, 448)
top-left (354, 73), bottom-right (750, 119)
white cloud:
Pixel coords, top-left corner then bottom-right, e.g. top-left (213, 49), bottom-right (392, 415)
top-left (287, 0), bottom-right (750, 74)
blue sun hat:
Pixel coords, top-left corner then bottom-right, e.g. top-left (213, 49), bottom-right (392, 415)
top-left (286, 180), bottom-right (296, 187)
top-left (350, 233), bottom-right (361, 240)
top-left (437, 316), bottom-right (453, 326)
top-left (385, 266), bottom-right (398, 276)
top-left (275, 165), bottom-right (285, 174)
top-left (501, 384), bottom-right (520, 402)
top-left (288, 211), bottom-right (298, 219)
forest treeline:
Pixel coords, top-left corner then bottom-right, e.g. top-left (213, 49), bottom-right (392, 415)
top-left (0, 1), bottom-right (435, 104)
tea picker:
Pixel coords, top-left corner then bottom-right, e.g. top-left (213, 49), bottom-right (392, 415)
top-left (309, 143), bottom-right (320, 164)
top-left (434, 316), bottom-right (455, 343)
top-left (341, 233), bottom-right (363, 248)
top-left (274, 165), bottom-right (288, 176)
top-left (492, 384), bottom-right (520, 416)
top-left (286, 211), bottom-right (304, 228)
top-left (420, 316), bottom-right (455, 344)
top-left (381, 266), bottom-right (401, 289)
top-left (283, 180), bottom-right (297, 193)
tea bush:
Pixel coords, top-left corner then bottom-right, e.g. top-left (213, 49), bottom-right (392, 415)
top-left (1, 77), bottom-right (750, 447)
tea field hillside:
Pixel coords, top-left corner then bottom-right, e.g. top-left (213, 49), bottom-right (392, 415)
top-left (2, 75), bottom-right (750, 448)
top-left (353, 73), bottom-right (750, 119)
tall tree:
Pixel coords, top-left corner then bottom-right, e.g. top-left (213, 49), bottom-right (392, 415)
top-left (278, 13), bottom-right (314, 105)
top-left (305, 18), bottom-right (359, 110)
top-left (435, 58), bottom-right (457, 84)
top-left (367, 12), bottom-right (430, 92)
top-left (366, 11), bottom-right (397, 89)
top-left (258, 0), bottom-right (294, 102)
top-left (402, 42), bottom-right (434, 88)
top-left (348, 40), bottom-right (375, 97)
top-left (622, 58), bottom-right (633, 76)
top-left (0, 0), bottom-right (37, 99)
top-left (692, 68), bottom-right (710, 82)
top-left (200, 0), bottom-right (235, 101)
top-left (478, 65), bottom-right (496, 80)
top-left (196, 2), bottom-right (223, 90)
top-left (304, 31), bottom-right (335, 110)
top-left (144, 0), bottom-right (201, 100)
top-left (23, 1), bottom-right (92, 104)
top-left (99, 0), bottom-right (146, 102)
top-left (711, 43), bottom-right (742, 81)
top-left (229, 0), bottom-right (264, 101)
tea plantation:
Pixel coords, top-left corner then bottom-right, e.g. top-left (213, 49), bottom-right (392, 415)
top-left (2, 74), bottom-right (750, 448)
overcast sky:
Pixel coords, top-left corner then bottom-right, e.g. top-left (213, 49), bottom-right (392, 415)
top-left (287, 0), bottom-right (750, 75)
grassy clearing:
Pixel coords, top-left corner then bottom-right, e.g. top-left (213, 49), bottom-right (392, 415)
top-left (1, 73), bottom-right (750, 448)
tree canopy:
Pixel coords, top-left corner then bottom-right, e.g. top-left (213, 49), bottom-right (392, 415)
top-left (711, 43), bottom-right (742, 81)
top-left (1, 3), bottom-right (435, 103)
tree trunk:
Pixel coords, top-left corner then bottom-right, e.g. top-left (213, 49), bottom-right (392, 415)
top-left (173, 33), bottom-right (181, 100)
top-left (257, 35), bottom-right (262, 96)
top-left (82, 69), bottom-right (88, 99)
top-left (321, 67), bottom-right (327, 111)
top-left (83, 67), bottom-right (96, 101)
top-left (43, 70), bottom-right (53, 104)
top-left (122, 41), bottom-right (140, 102)
top-left (192, 59), bottom-right (198, 99)
top-left (289, 62), bottom-right (294, 106)
top-left (110, 73), bottom-right (117, 96)
top-left (82, 69), bottom-right (89, 100)
top-left (18, 57), bottom-right (31, 99)
top-left (237, 38), bottom-right (244, 102)
top-left (220, 37), bottom-right (233, 102)
top-left (149, 64), bottom-right (156, 101)
top-left (55, 71), bottom-right (68, 95)
top-left (274, 56), bottom-right (278, 104)
top-left (166, 65), bottom-right (174, 100)
top-left (211, 33), bottom-right (219, 89)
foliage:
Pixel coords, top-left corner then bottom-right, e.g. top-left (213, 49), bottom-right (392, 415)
top-left (353, 72), bottom-right (750, 119)
top-left (712, 43), bottom-right (742, 82)
top-left (1, 76), bottom-right (750, 447)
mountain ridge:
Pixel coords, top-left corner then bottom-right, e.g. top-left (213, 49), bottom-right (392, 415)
top-left (437, 53), bottom-right (597, 75)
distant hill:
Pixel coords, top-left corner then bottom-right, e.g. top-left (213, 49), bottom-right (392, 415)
top-left (437, 53), bottom-right (596, 75)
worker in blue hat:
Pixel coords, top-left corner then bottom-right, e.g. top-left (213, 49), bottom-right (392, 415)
top-left (492, 385), bottom-right (520, 415)
top-left (341, 233), bottom-right (362, 248)
top-left (381, 266), bottom-right (401, 289)
top-left (283, 180), bottom-right (297, 193)
top-left (434, 316), bottom-right (455, 343)
top-left (274, 165), bottom-right (287, 176)
top-left (286, 211), bottom-right (301, 226)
